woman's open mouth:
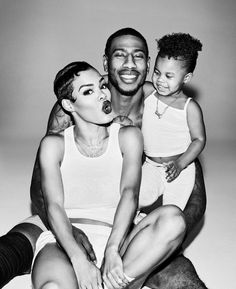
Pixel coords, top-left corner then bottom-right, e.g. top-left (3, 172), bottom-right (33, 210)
top-left (102, 100), bottom-right (112, 114)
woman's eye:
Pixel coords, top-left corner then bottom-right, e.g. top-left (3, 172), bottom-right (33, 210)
top-left (101, 83), bottom-right (108, 89)
top-left (84, 89), bottom-right (93, 95)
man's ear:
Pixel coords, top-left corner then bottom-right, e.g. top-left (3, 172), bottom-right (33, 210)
top-left (61, 99), bottom-right (74, 113)
top-left (103, 55), bottom-right (108, 72)
top-left (183, 72), bottom-right (193, 84)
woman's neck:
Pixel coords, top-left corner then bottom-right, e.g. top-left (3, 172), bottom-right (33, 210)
top-left (73, 121), bottom-right (109, 146)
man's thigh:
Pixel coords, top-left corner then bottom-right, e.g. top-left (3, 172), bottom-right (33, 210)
top-left (144, 253), bottom-right (208, 289)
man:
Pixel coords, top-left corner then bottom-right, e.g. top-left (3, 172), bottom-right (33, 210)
top-left (0, 28), bottom-right (207, 288)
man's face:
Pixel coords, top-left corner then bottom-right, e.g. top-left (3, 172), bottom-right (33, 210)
top-left (104, 35), bottom-right (150, 96)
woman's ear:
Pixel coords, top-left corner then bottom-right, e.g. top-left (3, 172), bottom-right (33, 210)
top-left (61, 99), bottom-right (74, 113)
top-left (183, 72), bottom-right (193, 84)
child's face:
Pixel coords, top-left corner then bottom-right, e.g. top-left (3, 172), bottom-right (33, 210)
top-left (152, 56), bottom-right (191, 96)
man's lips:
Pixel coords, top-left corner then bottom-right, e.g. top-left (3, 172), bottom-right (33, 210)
top-left (102, 100), bottom-right (112, 114)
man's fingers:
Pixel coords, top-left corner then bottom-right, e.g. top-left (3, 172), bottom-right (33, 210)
top-left (81, 235), bottom-right (97, 262)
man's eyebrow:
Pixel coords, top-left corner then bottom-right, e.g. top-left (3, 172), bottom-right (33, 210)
top-left (112, 48), bottom-right (145, 53)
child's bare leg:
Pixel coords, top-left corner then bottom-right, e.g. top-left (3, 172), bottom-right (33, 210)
top-left (121, 205), bottom-right (186, 280)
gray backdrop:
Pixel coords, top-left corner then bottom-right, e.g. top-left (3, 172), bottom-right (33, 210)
top-left (1, 0), bottom-right (236, 142)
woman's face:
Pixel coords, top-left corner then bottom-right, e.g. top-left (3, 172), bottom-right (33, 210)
top-left (71, 68), bottom-right (113, 124)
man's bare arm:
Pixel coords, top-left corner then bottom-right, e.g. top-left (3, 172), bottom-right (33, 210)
top-left (46, 101), bottom-right (73, 135)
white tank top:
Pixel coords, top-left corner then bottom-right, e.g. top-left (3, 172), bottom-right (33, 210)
top-left (60, 123), bottom-right (123, 224)
top-left (142, 91), bottom-right (192, 157)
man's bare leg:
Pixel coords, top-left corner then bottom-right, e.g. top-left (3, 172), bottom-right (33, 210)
top-left (0, 221), bottom-right (43, 288)
top-left (143, 253), bottom-right (207, 289)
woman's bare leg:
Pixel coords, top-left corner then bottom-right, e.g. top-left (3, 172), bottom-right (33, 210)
top-left (32, 243), bottom-right (78, 289)
top-left (121, 205), bottom-right (186, 280)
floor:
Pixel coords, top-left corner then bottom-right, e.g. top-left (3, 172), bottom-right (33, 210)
top-left (0, 137), bottom-right (235, 289)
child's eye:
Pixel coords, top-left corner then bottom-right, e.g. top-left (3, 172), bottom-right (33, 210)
top-left (84, 89), bottom-right (93, 95)
top-left (166, 75), bottom-right (173, 79)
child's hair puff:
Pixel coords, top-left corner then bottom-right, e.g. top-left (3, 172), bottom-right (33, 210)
top-left (157, 33), bottom-right (202, 73)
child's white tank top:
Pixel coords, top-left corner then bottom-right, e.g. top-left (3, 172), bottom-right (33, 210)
top-left (142, 91), bottom-right (192, 157)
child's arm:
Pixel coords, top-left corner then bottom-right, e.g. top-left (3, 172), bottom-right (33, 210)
top-left (165, 100), bottom-right (206, 182)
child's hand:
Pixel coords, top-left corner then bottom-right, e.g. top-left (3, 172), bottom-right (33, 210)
top-left (163, 160), bottom-right (182, 182)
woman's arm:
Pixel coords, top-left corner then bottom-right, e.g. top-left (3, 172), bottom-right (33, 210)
top-left (165, 100), bottom-right (206, 182)
top-left (102, 126), bottom-right (143, 288)
top-left (39, 135), bottom-right (101, 289)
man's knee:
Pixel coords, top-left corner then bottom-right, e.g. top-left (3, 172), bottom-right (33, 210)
top-left (0, 231), bottom-right (33, 287)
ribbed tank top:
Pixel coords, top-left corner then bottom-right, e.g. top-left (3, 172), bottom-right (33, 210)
top-left (142, 91), bottom-right (192, 157)
top-left (60, 123), bottom-right (123, 224)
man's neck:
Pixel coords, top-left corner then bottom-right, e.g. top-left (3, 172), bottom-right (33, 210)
top-left (110, 86), bottom-right (144, 125)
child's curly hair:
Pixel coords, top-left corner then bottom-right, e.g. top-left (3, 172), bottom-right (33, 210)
top-left (157, 33), bottom-right (202, 73)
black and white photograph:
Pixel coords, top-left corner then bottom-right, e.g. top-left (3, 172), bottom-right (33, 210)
top-left (0, 1), bottom-right (235, 288)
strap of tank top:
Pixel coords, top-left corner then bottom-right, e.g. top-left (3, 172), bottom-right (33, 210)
top-left (184, 97), bottom-right (192, 111)
top-left (109, 123), bottom-right (120, 146)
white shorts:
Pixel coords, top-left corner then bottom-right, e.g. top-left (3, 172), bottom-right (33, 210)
top-left (32, 223), bottom-right (135, 283)
top-left (33, 223), bottom-right (111, 268)
top-left (139, 158), bottom-right (195, 210)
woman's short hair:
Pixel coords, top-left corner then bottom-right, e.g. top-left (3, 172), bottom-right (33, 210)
top-left (54, 61), bottom-right (94, 103)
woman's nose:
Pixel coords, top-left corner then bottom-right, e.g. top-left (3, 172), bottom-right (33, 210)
top-left (99, 91), bottom-right (107, 101)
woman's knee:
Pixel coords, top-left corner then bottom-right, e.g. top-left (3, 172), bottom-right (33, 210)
top-left (153, 205), bottom-right (186, 241)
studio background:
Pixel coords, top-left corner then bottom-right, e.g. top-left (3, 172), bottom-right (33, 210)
top-left (0, 1), bottom-right (235, 288)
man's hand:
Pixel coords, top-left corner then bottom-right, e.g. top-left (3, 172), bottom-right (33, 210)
top-left (102, 248), bottom-right (129, 289)
top-left (72, 226), bottom-right (97, 263)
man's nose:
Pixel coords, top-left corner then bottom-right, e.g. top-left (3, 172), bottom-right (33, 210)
top-left (123, 54), bottom-right (136, 69)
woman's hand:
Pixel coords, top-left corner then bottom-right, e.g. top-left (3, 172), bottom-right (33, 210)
top-left (163, 160), bottom-right (182, 182)
top-left (71, 257), bottom-right (102, 289)
top-left (102, 248), bottom-right (129, 289)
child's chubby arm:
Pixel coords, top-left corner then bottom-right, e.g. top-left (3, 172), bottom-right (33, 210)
top-left (165, 99), bottom-right (206, 182)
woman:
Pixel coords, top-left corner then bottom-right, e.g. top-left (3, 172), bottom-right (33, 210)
top-left (31, 61), bottom-right (186, 289)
